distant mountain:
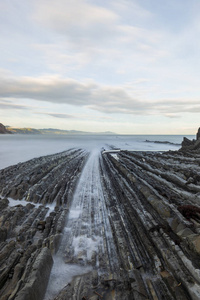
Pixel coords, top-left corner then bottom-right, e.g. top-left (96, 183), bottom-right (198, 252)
top-left (4, 125), bottom-right (115, 135)
top-left (39, 128), bottom-right (115, 135)
top-left (0, 123), bottom-right (12, 134)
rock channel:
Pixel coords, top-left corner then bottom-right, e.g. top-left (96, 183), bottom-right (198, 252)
top-left (1, 141), bottom-right (200, 299)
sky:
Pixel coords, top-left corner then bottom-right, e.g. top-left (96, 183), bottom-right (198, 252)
top-left (0, 0), bottom-right (200, 134)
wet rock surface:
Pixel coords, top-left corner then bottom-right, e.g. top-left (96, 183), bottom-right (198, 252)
top-left (1, 146), bottom-right (200, 299)
top-left (0, 149), bottom-right (88, 300)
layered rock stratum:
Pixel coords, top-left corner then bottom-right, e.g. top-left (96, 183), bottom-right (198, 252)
top-left (1, 134), bottom-right (200, 299)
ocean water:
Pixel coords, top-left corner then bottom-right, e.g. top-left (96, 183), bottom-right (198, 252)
top-left (0, 134), bottom-right (195, 170)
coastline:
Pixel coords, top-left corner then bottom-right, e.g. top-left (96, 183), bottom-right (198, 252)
top-left (0, 132), bottom-right (200, 299)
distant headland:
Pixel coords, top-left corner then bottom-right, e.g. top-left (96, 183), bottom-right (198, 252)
top-left (0, 123), bottom-right (115, 135)
top-left (0, 123), bottom-right (12, 134)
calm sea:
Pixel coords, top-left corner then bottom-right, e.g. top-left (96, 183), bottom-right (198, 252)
top-left (0, 134), bottom-right (195, 170)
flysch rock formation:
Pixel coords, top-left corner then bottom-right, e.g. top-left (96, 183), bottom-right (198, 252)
top-left (1, 130), bottom-right (200, 299)
top-left (0, 149), bottom-right (88, 300)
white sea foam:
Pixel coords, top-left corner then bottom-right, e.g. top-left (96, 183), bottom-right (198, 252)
top-left (43, 256), bottom-right (92, 300)
top-left (110, 153), bottom-right (119, 161)
top-left (72, 235), bottom-right (102, 261)
top-left (8, 197), bottom-right (56, 217)
top-left (45, 202), bottom-right (57, 217)
top-left (8, 197), bottom-right (41, 208)
top-left (68, 206), bottom-right (82, 219)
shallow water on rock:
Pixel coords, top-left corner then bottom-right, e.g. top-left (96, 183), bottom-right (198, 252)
top-left (44, 257), bottom-right (92, 300)
top-left (44, 148), bottom-right (111, 299)
top-left (8, 197), bottom-right (56, 217)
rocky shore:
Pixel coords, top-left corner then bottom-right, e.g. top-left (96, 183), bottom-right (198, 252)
top-left (0, 149), bottom-right (88, 300)
top-left (1, 131), bottom-right (200, 299)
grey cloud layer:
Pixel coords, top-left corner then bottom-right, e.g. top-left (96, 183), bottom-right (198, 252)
top-left (0, 75), bottom-right (200, 116)
top-left (0, 100), bottom-right (28, 110)
top-left (0, 75), bottom-right (151, 114)
top-left (39, 112), bottom-right (75, 119)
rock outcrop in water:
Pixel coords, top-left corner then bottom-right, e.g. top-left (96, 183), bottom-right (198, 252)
top-left (145, 139), bottom-right (181, 146)
top-left (1, 140), bottom-right (200, 299)
top-left (181, 128), bottom-right (200, 152)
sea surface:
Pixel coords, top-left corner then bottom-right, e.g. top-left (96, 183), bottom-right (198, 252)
top-left (0, 134), bottom-right (195, 170)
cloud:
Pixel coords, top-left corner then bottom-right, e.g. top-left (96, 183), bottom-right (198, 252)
top-left (0, 75), bottom-right (92, 103)
top-left (34, 0), bottom-right (118, 30)
top-left (0, 74), bottom-right (148, 114)
top-left (0, 99), bottom-right (28, 110)
top-left (0, 72), bottom-right (200, 117)
top-left (32, 0), bottom-right (165, 62)
top-left (37, 112), bottom-right (75, 119)
top-left (33, 44), bottom-right (91, 72)
top-left (111, 0), bottom-right (152, 19)
top-left (33, 0), bottom-right (119, 46)
top-left (164, 113), bottom-right (181, 118)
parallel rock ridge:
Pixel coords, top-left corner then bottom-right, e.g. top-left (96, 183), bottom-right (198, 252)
top-left (1, 135), bottom-right (200, 299)
top-left (0, 149), bottom-right (88, 300)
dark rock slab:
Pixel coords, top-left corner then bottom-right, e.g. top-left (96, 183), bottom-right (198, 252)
top-left (14, 247), bottom-right (53, 300)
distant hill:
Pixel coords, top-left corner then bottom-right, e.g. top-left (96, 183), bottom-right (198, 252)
top-left (39, 128), bottom-right (115, 135)
top-left (8, 127), bottom-right (41, 134)
top-left (4, 125), bottom-right (115, 135)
